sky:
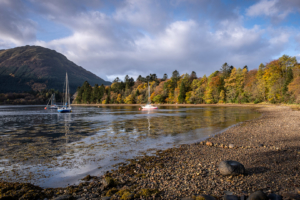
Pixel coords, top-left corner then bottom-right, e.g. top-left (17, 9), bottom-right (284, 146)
top-left (1, 0), bottom-right (300, 82)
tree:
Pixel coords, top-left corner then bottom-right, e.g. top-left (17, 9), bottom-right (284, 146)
top-left (224, 67), bottom-right (237, 103)
top-left (219, 90), bottom-right (225, 103)
top-left (256, 63), bottom-right (266, 102)
top-left (117, 94), bottom-right (122, 104)
top-left (162, 73), bottom-right (168, 81)
top-left (189, 71), bottom-right (197, 83)
top-left (171, 70), bottom-right (180, 87)
top-left (125, 94), bottom-right (134, 104)
top-left (178, 80), bottom-right (186, 103)
top-left (113, 77), bottom-right (120, 83)
top-left (220, 63), bottom-right (231, 78)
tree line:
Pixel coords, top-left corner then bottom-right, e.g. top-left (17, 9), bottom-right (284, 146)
top-left (0, 89), bottom-right (63, 105)
top-left (75, 55), bottom-right (300, 105)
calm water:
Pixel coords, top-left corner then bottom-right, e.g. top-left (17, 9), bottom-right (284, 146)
top-left (0, 105), bottom-right (260, 188)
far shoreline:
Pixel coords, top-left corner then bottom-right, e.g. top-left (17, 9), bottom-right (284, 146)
top-left (71, 103), bottom-right (277, 107)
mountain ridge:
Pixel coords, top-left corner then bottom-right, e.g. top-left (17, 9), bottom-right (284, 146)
top-left (0, 45), bottom-right (111, 93)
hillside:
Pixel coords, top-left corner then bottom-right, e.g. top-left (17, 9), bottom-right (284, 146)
top-left (0, 45), bottom-right (111, 93)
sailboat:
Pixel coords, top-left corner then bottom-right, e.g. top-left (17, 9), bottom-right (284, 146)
top-left (57, 73), bottom-right (72, 113)
top-left (141, 82), bottom-right (158, 110)
top-left (44, 93), bottom-right (58, 109)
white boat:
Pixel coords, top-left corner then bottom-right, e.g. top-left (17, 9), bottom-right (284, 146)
top-left (45, 93), bottom-right (58, 109)
top-left (141, 82), bottom-right (158, 110)
top-left (57, 73), bottom-right (72, 113)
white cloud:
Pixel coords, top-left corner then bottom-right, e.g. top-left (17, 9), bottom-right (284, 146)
top-left (0, 0), bottom-right (37, 47)
top-left (246, 0), bottom-right (300, 22)
top-left (1, 0), bottom-right (299, 81)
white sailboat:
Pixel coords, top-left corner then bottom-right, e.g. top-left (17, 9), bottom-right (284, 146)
top-left (57, 73), bottom-right (72, 113)
top-left (141, 82), bottom-right (158, 110)
top-left (44, 93), bottom-right (58, 109)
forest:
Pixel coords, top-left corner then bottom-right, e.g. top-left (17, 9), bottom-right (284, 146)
top-left (0, 89), bottom-right (62, 105)
top-left (75, 55), bottom-right (300, 105)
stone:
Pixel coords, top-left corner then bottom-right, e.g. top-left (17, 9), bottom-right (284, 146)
top-left (196, 194), bottom-right (216, 200)
top-left (101, 197), bottom-right (111, 200)
top-left (267, 193), bottom-right (282, 200)
top-left (102, 177), bottom-right (117, 188)
top-left (229, 144), bottom-right (235, 149)
top-left (181, 198), bottom-right (194, 200)
top-left (224, 191), bottom-right (234, 195)
top-left (206, 141), bottom-right (213, 146)
top-left (52, 195), bottom-right (72, 200)
top-left (296, 187), bottom-right (300, 195)
top-left (282, 193), bottom-right (300, 200)
top-left (247, 191), bottom-right (268, 200)
top-left (218, 161), bottom-right (246, 176)
top-left (223, 195), bottom-right (239, 200)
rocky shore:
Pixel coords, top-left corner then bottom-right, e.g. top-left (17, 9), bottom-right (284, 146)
top-left (1, 105), bottom-right (300, 200)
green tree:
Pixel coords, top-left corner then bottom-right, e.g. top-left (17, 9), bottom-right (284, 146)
top-left (178, 80), bottom-right (186, 103)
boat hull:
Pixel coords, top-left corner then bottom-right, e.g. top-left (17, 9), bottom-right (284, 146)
top-left (57, 108), bottom-right (72, 113)
top-left (141, 107), bottom-right (158, 110)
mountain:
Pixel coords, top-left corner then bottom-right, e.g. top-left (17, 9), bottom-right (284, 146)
top-left (0, 45), bottom-right (111, 93)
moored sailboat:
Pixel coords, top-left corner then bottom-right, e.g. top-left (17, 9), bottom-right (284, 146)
top-left (57, 73), bottom-right (72, 113)
top-left (44, 93), bottom-right (58, 109)
top-left (141, 82), bottom-right (158, 110)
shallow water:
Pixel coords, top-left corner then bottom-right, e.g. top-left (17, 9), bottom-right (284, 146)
top-left (0, 105), bottom-right (260, 188)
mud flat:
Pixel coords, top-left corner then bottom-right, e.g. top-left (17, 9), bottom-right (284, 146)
top-left (1, 105), bottom-right (300, 200)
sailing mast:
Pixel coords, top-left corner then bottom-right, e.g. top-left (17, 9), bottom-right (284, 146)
top-left (65, 73), bottom-right (69, 107)
top-left (148, 82), bottom-right (150, 104)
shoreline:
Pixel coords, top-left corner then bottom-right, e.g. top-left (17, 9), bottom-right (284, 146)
top-left (1, 105), bottom-right (300, 199)
top-left (71, 103), bottom-right (278, 108)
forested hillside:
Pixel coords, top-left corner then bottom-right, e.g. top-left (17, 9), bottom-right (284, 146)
top-left (75, 55), bottom-right (300, 104)
top-left (0, 45), bottom-right (111, 93)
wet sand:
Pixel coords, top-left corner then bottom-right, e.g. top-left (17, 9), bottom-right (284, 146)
top-left (1, 105), bottom-right (300, 199)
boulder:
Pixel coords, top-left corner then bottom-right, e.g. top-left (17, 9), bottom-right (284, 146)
top-left (223, 195), bottom-right (239, 200)
top-left (52, 195), bottom-right (72, 200)
top-left (282, 193), bottom-right (300, 200)
top-left (247, 191), bottom-right (268, 200)
top-left (218, 161), bottom-right (245, 176)
top-left (196, 194), bottom-right (216, 200)
top-left (267, 193), bottom-right (282, 200)
top-left (102, 177), bottom-right (117, 188)
top-left (101, 197), bottom-right (111, 200)
top-left (229, 144), bottom-right (235, 149)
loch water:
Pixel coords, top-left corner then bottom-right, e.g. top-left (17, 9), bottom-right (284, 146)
top-left (0, 105), bottom-right (260, 188)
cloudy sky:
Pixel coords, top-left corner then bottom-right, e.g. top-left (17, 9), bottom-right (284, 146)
top-left (1, 0), bottom-right (300, 81)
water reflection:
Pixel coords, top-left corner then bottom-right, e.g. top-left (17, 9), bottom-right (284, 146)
top-left (0, 105), bottom-right (260, 188)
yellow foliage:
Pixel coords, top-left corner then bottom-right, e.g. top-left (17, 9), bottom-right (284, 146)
top-left (124, 94), bottom-right (134, 104)
top-left (102, 100), bottom-right (106, 104)
top-left (137, 83), bottom-right (147, 90)
top-left (136, 95), bottom-right (144, 104)
top-left (185, 91), bottom-right (192, 104)
top-left (117, 94), bottom-right (122, 103)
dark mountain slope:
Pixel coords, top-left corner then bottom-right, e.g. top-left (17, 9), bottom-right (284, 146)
top-left (0, 45), bottom-right (111, 93)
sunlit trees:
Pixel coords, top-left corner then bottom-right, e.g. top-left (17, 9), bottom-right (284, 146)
top-left (75, 54), bottom-right (299, 105)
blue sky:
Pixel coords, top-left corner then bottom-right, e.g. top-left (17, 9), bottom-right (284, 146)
top-left (0, 0), bottom-right (300, 81)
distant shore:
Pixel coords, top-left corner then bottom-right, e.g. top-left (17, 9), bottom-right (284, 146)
top-left (71, 103), bottom-right (276, 107)
top-left (1, 105), bottom-right (300, 199)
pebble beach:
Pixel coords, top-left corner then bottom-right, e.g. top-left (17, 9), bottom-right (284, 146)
top-left (1, 105), bottom-right (300, 200)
